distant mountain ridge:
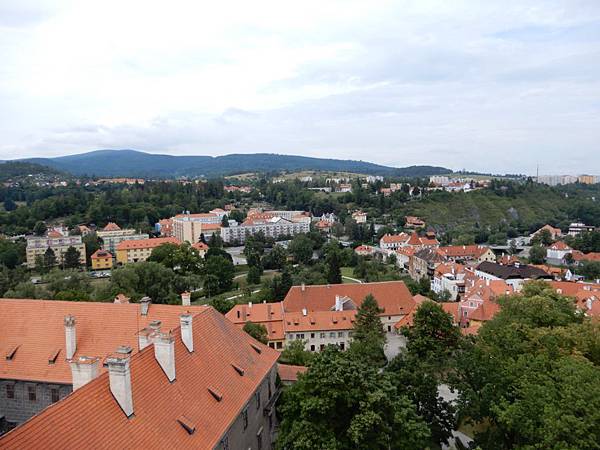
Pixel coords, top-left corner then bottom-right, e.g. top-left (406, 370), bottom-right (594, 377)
top-left (18, 149), bottom-right (451, 178)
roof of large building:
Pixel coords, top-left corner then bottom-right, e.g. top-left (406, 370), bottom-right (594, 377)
top-left (0, 299), bottom-right (206, 384)
top-left (283, 281), bottom-right (415, 317)
top-left (549, 241), bottom-right (572, 251)
top-left (278, 364), bottom-right (308, 383)
top-left (283, 310), bottom-right (356, 332)
top-left (438, 245), bottom-right (492, 259)
top-left (0, 308), bottom-right (279, 450)
top-left (102, 222), bottom-right (121, 232)
top-left (226, 302), bottom-right (285, 324)
top-left (476, 261), bottom-right (553, 280)
top-left (116, 237), bottom-right (181, 251)
top-left (380, 233), bottom-right (409, 244)
top-left (468, 302), bottom-right (501, 322)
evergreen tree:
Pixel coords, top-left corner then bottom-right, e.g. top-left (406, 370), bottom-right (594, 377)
top-left (350, 295), bottom-right (386, 366)
top-left (63, 246), bottom-right (81, 269)
top-left (43, 247), bottom-right (57, 268)
top-left (325, 248), bottom-right (342, 284)
top-left (33, 221), bottom-right (47, 236)
top-left (247, 265), bottom-right (262, 285)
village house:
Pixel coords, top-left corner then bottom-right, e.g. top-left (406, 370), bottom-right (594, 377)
top-left (90, 249), bottom-right (113, 270)
top-left (97, 222), bottom-right (149, 255)
top-left (0, 302), bottom-right (279, 450)
top-left (405, 216), bottom-right (425, 228)
top-left (432, 262), bottom-right (466, 300)
top-left (568, 222), bottom-right (595, 236)
top-left (191, 241), bottom-right (209, 258)
top-left (354, 245), bottom-right (375, 257)
top-left (437, 245), bottom-right (496, 265)
top-left (116, 237), bottom-right (181, 264)
top-left (409, 247), bottom-right (445, 281)
top-left (531, 224), bottom-right (563, 240)
top-left (352, 210), bottom-right (367, 224)
top-left (546, 241), bottom-right (573, 261)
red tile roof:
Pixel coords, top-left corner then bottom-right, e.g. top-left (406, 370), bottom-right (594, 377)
top-left (46, 230), bottom-right (63, 238)
top-left (102, 222), bottom-right (121, 231)
top-left (278, 364), bottom-right (308, 382)
top-left (380, 233), bottom-right (409, 244)
top-left (226, 303), bottom-right (286, 341)
top-left (192, 242), bottom-right (209, 251)
top-left (116, 237), bottom-right (180, 251)
top-left (549, 241), bottom-right (571, 251)
top-left (283, 282), bottom-right (415, 317)
top-left (0, 308), bottom-right (279, 450)
top-left (284, 310), bottom-right (355, 332)
top-left (438, 245), bottom-right (491, 259)
top-left (0, 299), bottom-right (206, 384)
top-left (468, 302), bottom-right (501, 322)
top-left (91, 249), bottom-right (112, 259)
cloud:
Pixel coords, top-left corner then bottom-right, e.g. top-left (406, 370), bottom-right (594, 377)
top-left (0, 0), bottom-right (599, 175)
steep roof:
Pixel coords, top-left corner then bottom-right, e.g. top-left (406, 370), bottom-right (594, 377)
top-left (116, 237), bottom-right (180, 251)
top-left (476, 261), bottom-right (553, 280)
top-left (0, 308), bottom-right (279, 450)
top-left (91, 249), bottom-right (112, 259)
top-left (283, 281), bottom-right (415, 317)
top-left (226, 302), bottom-right (285, 324)
top-left (468, 302), bottom-right (501, 322)
top-left (380, 233), bottom-right (409, 244)
top-left (192, 242), bottom-right (209, 251)
top-left (438, 245), bottom-right (491, 259)
top-left (278, 364), bottom-right (308, 382)
top-left (284, 310), bottom-right (355, 332)
top-left (0, 299), bottom-right (206, 384)
top-left (103, 222), bottom-right (121, 231)
top-left (549, 241), bottom-right (571, 251)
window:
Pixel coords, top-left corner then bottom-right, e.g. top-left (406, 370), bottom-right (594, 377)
top-left (310, 345), bottom-right (315, 351)
top-left (348, 331), bottom-right (353, 338)
top-left (276, 342), bottom-right (283, 349)
top-left (51, 388), bottom-right (59, 403)
top-left (319, 332), bottom-right (326, 338)
top-left (6, 384), bottom-right (15, 399)
top-left (310, 333), bottom-right (315, 339)
top-left (255, 390), bottom-right (261, 409)
top-left (339, 342), bottom-right (345, 350)
top-left (242, 408), bottom-right (248, 430)
top-left (329, 332), bottom-right (335, 338)
top-left (28, 385), bottom-right (36, 402)
top-left (337, 332), bottom-right (344, 338)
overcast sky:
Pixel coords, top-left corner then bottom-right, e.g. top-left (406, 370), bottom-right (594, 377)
top-left (1, 0), bottom-right (599, 174)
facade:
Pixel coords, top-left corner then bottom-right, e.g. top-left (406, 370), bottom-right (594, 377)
top-left (568, 222), bottom-right (595, 236)
top-left (437, 245), bottom-right (496, 265)
top-left (116, 237), bottom-right (181, 264)
top-left (172, 213), bottom-right (222, 244)
top-left (25, 232), bottom-right (86, 268)
top-left (97, 223), bottom-right (149, 254)
top-left (380, 233), bottom-right (409, 250)
top-left (0, 303), bottom-right (279, 450)
top-left (0, 298), bottom-right (207, 431)
top-left (352, 211), bottom-right (367, 224)
top-left (409, 247), bottom-right (444, 281)
top-left (90, 249), bottom-right (113, 270)
top-left (547, 241), bottom-right (572, 260)
top-left (432, 262), bottom-right (466, 301)
top-left (221, 214), bottom-right (310, 244)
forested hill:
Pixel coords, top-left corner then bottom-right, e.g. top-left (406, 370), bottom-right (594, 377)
top-left (0, 161), bottom-right (65, 182)
top-left (21, 149), bottom-right (450, 178)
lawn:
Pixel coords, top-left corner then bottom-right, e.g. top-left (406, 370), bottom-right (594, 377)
top-left (341, 267), bottom-right (361, 283)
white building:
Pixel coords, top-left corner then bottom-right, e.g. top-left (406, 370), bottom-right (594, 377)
top-left (221, 214), bottom-right (310, 244)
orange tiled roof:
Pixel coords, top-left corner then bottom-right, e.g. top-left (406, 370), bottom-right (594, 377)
top-left (0, 298), bottom-right (206, 384)
top-left (438, 245), bottom-right (491, 259)
top-left (47, 230), bottom-right (63, 238)
top-left (354, 245), bottom-right (374, 253)
top-left (468, 302), bottom-right (501, 322)
top-left (434, 262), bottom-right (466, 277)
top-left (278, 363), bottom-right (308, 382)
top-left (103, 222), bottom-right (121, 231)
top-left (0, 308), bottom-right (279, 450)
top-left (283, 281), bottom-right (415, 317)
top-left (572, 251), bottom-right (600, 262)
top-left (116, 237), bottom-right (181, 251)
top-left (381, 233), bottom-right (409, 244)
top-left (91, 249), bottom-right (112, 259)
top-left (284, 310), bottom-right (355, 332)
top-left (394, 298), bottom-right (459, 329)
top-left (549, 241), bottom-right (571, 251)
top-left (192, 241), bottom-right (209, 251)
top-left (226, 302), bottom-right (285, 324)
top-left (174, 212), bottom-right (217, 219)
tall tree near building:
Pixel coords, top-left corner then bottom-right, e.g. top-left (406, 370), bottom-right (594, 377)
top-left (350, 295), bottom-right (386, 366)
top-left (288, 234), bottom-right (313, 265)
top-left (33, 221), bottom-right (47, 236)
top-left (63, 246), bottom-right (81, 269)
top-left (325, 248), bottom-right (342, 284)
top-left (529, 244), bottom-right (547, 264)
top-left (43, 247), bottom-right (57, 268)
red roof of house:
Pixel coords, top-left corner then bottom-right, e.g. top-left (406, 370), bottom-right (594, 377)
top-left (278, 363), bottom-right (308, 382)
top-left (572, 251), bottom-right (600, 262)
top-left (116, 237), bottom-right (180, 251)
top-left (226, 302), bottom-right (286, 341)
top-left (549, 241), bottom-right (571, 251)
top-left (192, 242), bottom-right (209, 251)
top-left (438, 245), bottom-right (491, 259)
top-left (284, 310), bottom-right (356, 332)
top-left (283, 282), bottom-right (415, 317)
top-left (354, 245), bottom-right (374, 253)
top-left (91, 249), bottom-right (112, 259)
top-left (103, 222), bottom-right (121, 231)
top-left (0, 308), bottom-right (279, 450)
top-left (468, 302), bottom-right (501, 322)
top-left (0, 299), bottom-right (207, 384)
top-left (47, 230), bottom-right (63, 238)
top-left (380, 233), bottom-right (409, 244)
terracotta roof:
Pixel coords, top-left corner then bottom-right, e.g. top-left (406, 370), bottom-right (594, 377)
top-left (438, 245), bottom-right (491, 259)
top-left (192, 242), bottom-right (209, 251)
top-left (394, 298), bottom-right (459, 329)
top-left (396, 246), bottom-right (416, 257)
top-left (380, 233), bottom-right (409, 244)
top-left (550, 281), bottom-right (600, 297)
top-left (116, 237), bottom-right (181, 251)
top-left (226, 302), bottom-right (284, 324)
top-left (572, 251), bottom-right (600, 262)
top-left (0, 308), bottom-right (279, 450)
top-left (533, 224), bottom-right (562, 237)
top-left (46, 230), bottom-right (63, 238)
top-left (283, 281), bottom-right (415, 317)
top-left (468, 302), bottom-right (501, 322)
top-left (278, 364), bottom-right (308, 382)
top-left (434, 262), bottom-right (466, 277)
top-left (549, 241), bottom-right (571, 251)
top-left (103, 222), bottom-right (121, 231)
top-left (464, 278), bottom-right (514, 302)
top-left (284, 310), bottom-right (355, 332)
top-left (498, 254), bottom-right (520, 265)
top-left (91, 249), bottom-right (112, 259)
top-left (0, 299), bottom-right (207, 384)
top-left (200, 223), bottom-right (222, 231)
top-left (354, 245), bottom-right (374, 253)
top-left (174, 213), bottom-right (218, 219)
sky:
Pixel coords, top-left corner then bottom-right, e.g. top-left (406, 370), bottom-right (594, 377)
top-left (1, 0), bottom-right (599, 174)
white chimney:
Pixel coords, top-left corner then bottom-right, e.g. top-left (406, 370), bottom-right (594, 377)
top-left (138, 328), bottom-right (153, 350)
top-left (70, 356), bottom-right (100, 390)
top-left (302, 308), bottom-right (307, 316)
top-left (587, 298), bottom-right (593, 310)
top-left (154, 332), bottom-right (176, 382)
top-left (107, 347), bottom-right (134, 417)
top-left (181, 291), bottom-right (191, 306)
top-left (248, 301), bottom-right (252, 308)
top-left (335, 295), bottom-right (342, 311)
top-left (64, 315), bottom-right (77, 360)
top-left (180, 314), bottom-right (194, 353)
top-left (140, 297), bottom-right (151, 316)
top-left (301, 283), bottom-right (306, 292)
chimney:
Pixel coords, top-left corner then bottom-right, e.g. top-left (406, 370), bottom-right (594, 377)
top-left (587, 298), bottom-right (594, 310)
top-left (301, 283), bottom-right (305, 292)
top-left (181, 291), bottom-right (191, 306)
top-left (140, 297), bottom-right (151, 316)
top-left (107, 347), bottom-right (134, 417)
top-left (248, 301), bottom-right (252, 308)
top-left (64, 315), bottom-right (77, 360)
top-left (70, 356), bottom-right (100, 390)
top-left (302, 308), bottom-right (307, 316)
top-left (138, 328), bottom-right (153, 351)
top-left (335, 295), bottom-right (342, 311)
top-left (180, 314), bottom-right (194, 353)
top-left (154, 332), bottom-right (176, 382)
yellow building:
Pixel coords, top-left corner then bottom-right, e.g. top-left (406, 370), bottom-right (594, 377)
top-left (90, 250), bottom-right (113, 270)
top-left (578, 175), bottom-right (598, 185)
top-left (116, 237), bottom-right (181, 265)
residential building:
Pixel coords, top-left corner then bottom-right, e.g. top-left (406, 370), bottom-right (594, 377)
top-left (283, 309), bottom-right (355, 352)
top-left (531, 224), bottom-right (563, 240)
top-left (474, 261), bottom-right (553, 290)
top-left (25, 230), bottom-right (86, 268)
top-left (90, 249), bottom-right (113, 270)
top-left (0, 303), bottom-right (279, 450)
top-left (172, 212), bottom-right (222, 244)
top-left (568, 222), bottom-right (595, 236)
top-left (354, 245), bottom-right (375, 257)
top-left (432, 262), bottom-right (466, 300)
top-left (97, 223), bottom-right (149, 254)
top-left (192, 241), bottom-right (209, 257)
top-left (409, 247), bottom-right (444, 281)
top-left (571, 251), bottom-right (600, 265)
top-left (380, 233), bottom-right (410, 250)
top-left (550, 281), bottom-right (600, 320)
top-left (395, 246), bottom-right (416, 271)
top-left (0, 297), bottom-right (207, 430)
top-left (547, 241), bottom-right (572, 261)
top-left (437, 245), bottom-right (496, 265)
top-left (405, 216), bottom-right (425, 228)
top-left (337, 183), bottom-right (352, 193)
top-left (352, 211), bottom-right (367, 224)
top-left (278, 364), bottom-right (308, 386)
top-left (116, 237), bottom-right (181, 264)
top-left (578, 175), bottom-right (598, 185)
top-left (226, 302), bottom-right (286, 350)
top-left (155, 218), bottom-right (173, 236)
top-left (221, 213), bottom-right (310, 244)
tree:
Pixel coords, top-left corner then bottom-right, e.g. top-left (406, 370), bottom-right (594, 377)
top-left (243, 321), bottom-right (268, 344)
top-left (63, 246), bottom-right (81, 269)
top-left (277, 347), bottom-right (430, 450)
top-left (33, 221), bottom-right (47, 236)
top-left (221, 215), bottom-right (229, 227)
top-left (43, 248), bottom-right (57, 268)
top-left (269, 269), bottom-right (293, 301)
top-left (529, 243), bottom-right (547, 264)
top-left (325, 248), bottom-right (342, 284)
top-left (350, 295), bottom-right (386, 366)
top-left (3, 197), bottom-right (17, 212)
top-left (531, 228), bottom-right (553, 246)
top-left (110, 261), bottom-right (178, 303)
top-left (247, 265), bottom-right (262, 285)
top-left (578, 261), bottom-right (600, 280)
top-left (279, 339), bottom-right (314, 366)
top-left (82, 232), bottom-right (101, 267)
top-left (148, 242), bottom-right (203, 275)
top-left (288, 234), bottom-right (314, 265)
top-left (262, 244), bottom-right (287, 270)
top-left (203, 255), bottom-right (235, 295)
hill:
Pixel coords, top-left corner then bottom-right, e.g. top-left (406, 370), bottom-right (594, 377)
top-left (21, 149), bottom-right (450, 178)
top-left (0, 161), bottom-right (65, 182)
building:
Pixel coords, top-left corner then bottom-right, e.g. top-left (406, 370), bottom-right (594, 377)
top-left (278, 364), bottom-right (308, 386)
top-left (351, 211), bottom-right (367, 224)
top-left (578, 175), bottom-right (598, 185)
top-left (432, 262), bottom-right (466, 300)
top-left (547, 241), bottom-right (572, 261)
top-left (155, 218), bottom-right (173, 237)
top-left (354, 245), bottom-right (375, 257)
top-left (25, 231), bottom-right (86, 268)
top-left (380, 233), bottom-right (410, 250)
top-left (90, 249), bottom-right (113, 270)
top-left (172, 213), bottom-right (222, 244)
top-left (221, 213), bottom-right (310, 244)
top-left (116, 237), bottom-right (181, 264)
top-left (531, 224), bottom-right (563, 240)
top-left (0, 297), bottom-right (207, 430)
top-left (474, 261), bottom-right (553, 290)
top-left (192, 241), bottom-right (209, 258)
top-left (437, 245), bottom-right (496, 265)
top-left (97, 223), bottom-right (149, 254)
top-left (283, 309), bottom-right (356, 351)
top-left (568, 222), bottom-right (595, 236)
top-left (409, 247), bottom-right (445, 281)
top-left (226, 302), bottom-right (286, 350)
top-left (0, 303), bottom-right (279, 450)
top-left (405, 216), bottom-right (426, 228)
